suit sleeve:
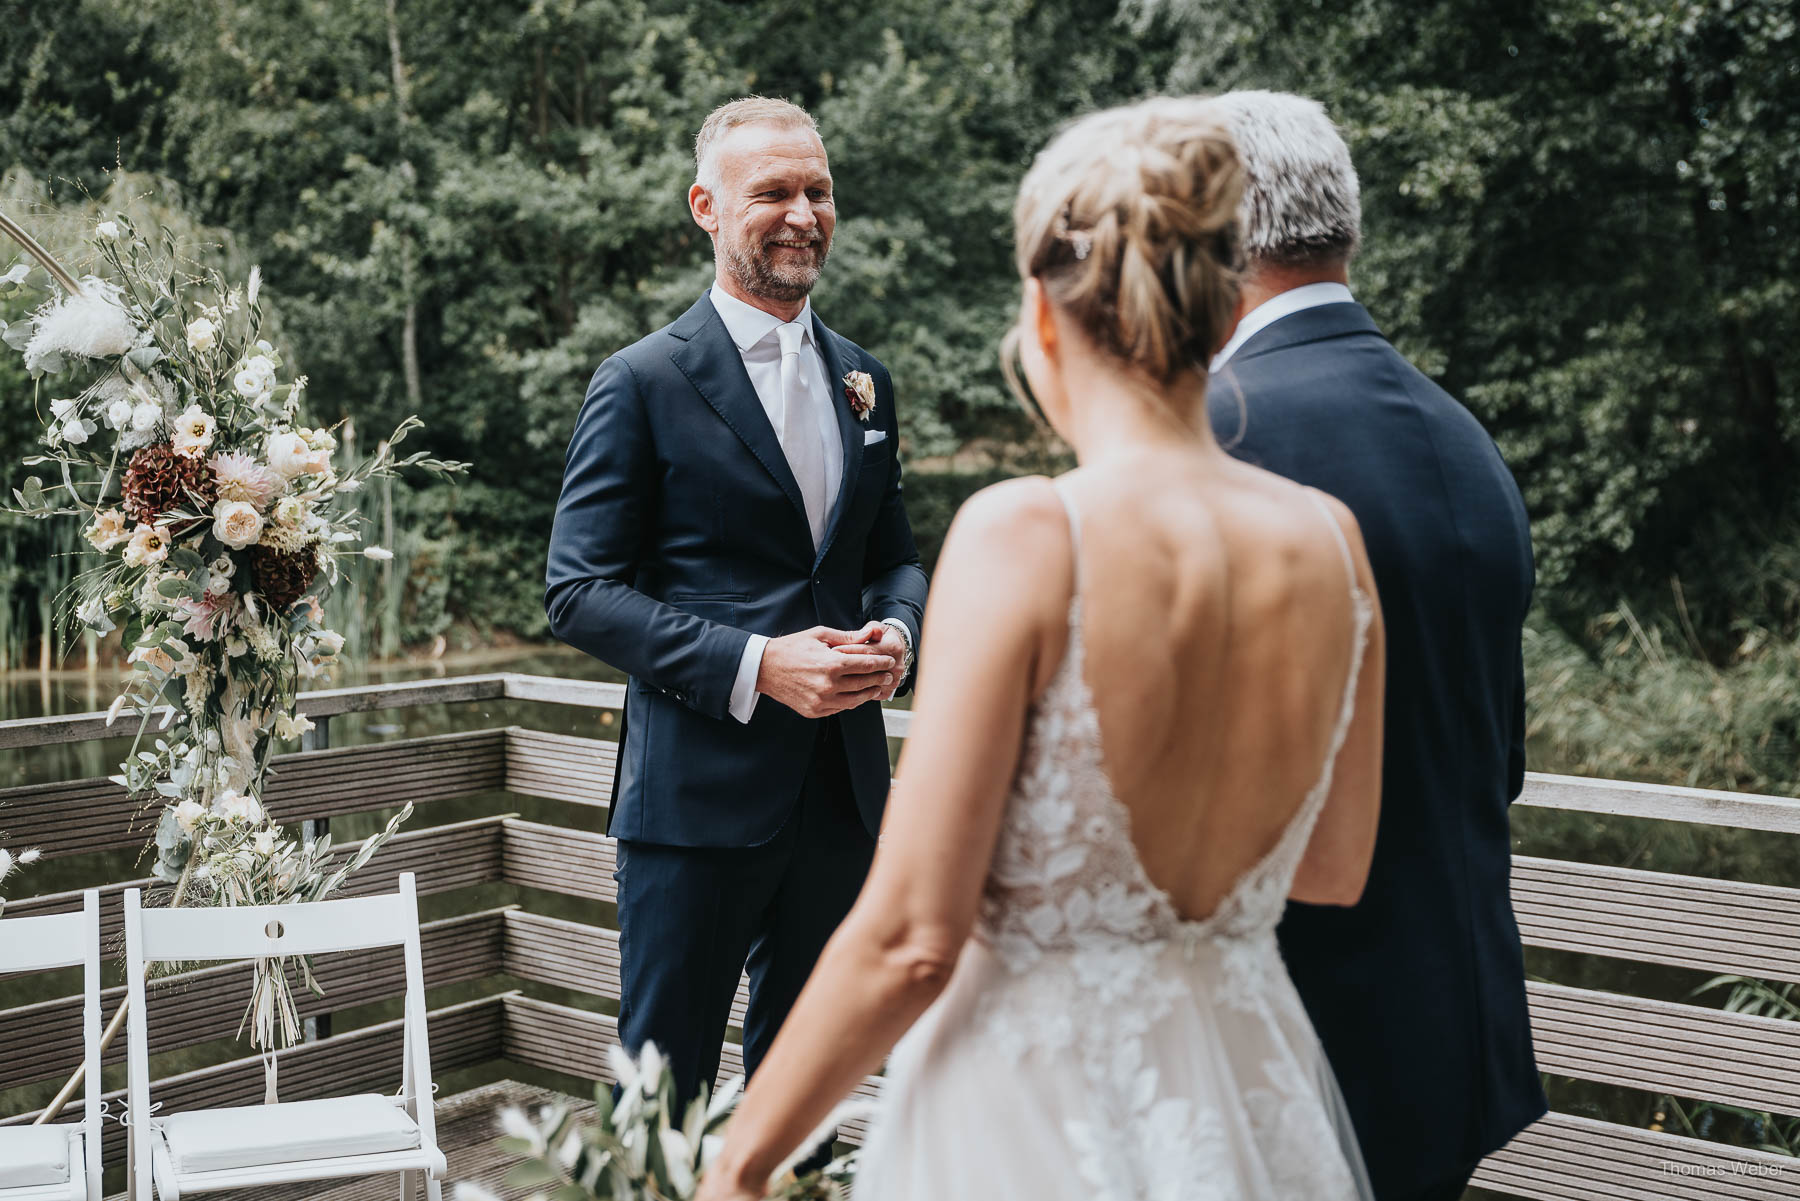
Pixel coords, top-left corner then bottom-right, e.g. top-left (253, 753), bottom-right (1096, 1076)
top-left (858, 358), bottom-right (929, 696)
top-left (544, 355), bottom-right (750, 721)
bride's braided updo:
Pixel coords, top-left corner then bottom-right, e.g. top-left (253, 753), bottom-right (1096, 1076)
top-left (1008, 98), bottom-right (1244, 393)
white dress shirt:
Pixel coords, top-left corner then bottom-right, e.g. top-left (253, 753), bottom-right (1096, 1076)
top-left (707, 287), bottom-right (914, 722)
top-left (1210, 282), bottom-right (1355, 371)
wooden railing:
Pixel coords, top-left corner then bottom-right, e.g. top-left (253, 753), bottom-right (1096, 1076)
top-left (1, 673), bottom-right (1797, 1200)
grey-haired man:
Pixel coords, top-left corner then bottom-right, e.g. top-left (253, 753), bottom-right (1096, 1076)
top-left (1206, 90), bottom-right (1546, 1201)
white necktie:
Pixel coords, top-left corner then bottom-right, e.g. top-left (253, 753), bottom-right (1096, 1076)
top-left (777, 321), bottom-right (829, 547)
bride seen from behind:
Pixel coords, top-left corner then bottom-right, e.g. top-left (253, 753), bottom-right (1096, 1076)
top-left (696, 96), bottom-right (1387, 1201)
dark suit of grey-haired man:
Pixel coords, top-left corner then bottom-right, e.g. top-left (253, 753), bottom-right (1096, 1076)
top-left (1205, 90), bottom-right (1547, 1201)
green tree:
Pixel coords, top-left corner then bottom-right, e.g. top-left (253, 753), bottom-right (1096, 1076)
top-left (1140, 0), bottom-right (1798, 644)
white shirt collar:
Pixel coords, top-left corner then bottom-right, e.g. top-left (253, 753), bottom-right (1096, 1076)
top-left (1210, 282), bottom-right (1354, 371)
top-left (709, 285), bottom-right (814, 353)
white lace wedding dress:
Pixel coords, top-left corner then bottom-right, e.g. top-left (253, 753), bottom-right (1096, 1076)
top-left (855, 484), bottom-right (1376, 1201)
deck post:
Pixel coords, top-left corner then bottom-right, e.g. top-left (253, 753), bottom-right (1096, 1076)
top-left (301, 714), bottom-right (332, 1044)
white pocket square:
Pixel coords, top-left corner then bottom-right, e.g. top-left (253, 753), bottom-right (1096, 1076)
top-left (863, 428), bottom-right (888, 445)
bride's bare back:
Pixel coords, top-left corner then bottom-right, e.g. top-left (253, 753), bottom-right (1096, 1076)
top-left (1038, 453), bottom-right (1385, 920)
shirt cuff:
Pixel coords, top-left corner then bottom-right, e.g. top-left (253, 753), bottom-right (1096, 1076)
top-left (729, 633), bottom-right (769, 724)
top-left (880, 617), bottom-right (916, 675)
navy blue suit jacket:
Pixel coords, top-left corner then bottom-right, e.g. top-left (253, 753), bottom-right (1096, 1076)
top-left (546, 294), bottom-right (928, 848)
top-left (1210, 302), bottom-right (1546, 1196)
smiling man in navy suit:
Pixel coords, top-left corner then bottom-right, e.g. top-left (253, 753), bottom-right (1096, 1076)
top-left (1206, 92), bottom-right (1546, 1201)
top-left (545, 97), bottom-right (928, 1111)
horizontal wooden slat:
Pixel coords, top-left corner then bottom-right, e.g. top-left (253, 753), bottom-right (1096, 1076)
top-left (1517, 772), bottom-right (1800, 835)
top-left (1475, 1110), bottom-right (1800, 1199)
top-left (1527, 981), bottom-right (1800, 1115)
top-left (3, 730), bottom-right (506, 861)
top-left (3, 994), bottom-right (509, 1168)
top-left (497, 675), bottom-right (624, 710)
top-left (500, 995), bottom-right (878, 1142)
top-left (0, 909), bottom-right (508, 1092)
top-left (0, 815), bottom-right (507, 946)
top-left (1514, 855), bottom-right (1800, 983)
top-left (502, 910), bottom-right (748, 1027)
top-left (504, 728), bottom-right (615, 805)
top-left (1, 676), bottom-right (516, 752)
top-left (502, 818), bottom-right (615, 901)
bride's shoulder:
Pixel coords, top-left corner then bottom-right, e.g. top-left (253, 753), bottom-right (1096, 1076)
top-left (935, 475), bottom-right (1074, 609)
top-left (946, 475), bottom-right (1069, 545)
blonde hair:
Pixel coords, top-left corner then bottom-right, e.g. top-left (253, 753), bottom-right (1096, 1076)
top-left (694, 97), bottom-right (819, 195)
top-left (1005, 97), bottom-right (1243, 401)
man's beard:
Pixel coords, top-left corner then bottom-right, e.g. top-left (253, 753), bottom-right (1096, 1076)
top-left (722, 229), bottom-right (830, 303)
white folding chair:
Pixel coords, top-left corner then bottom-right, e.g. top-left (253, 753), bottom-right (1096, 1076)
top-left (122, 872), bottom-right (444, 1200)
top-left (0, 890), bottom-right (103, 1201)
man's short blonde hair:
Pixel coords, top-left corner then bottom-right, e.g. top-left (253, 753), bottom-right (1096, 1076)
top-left (694, 97), bottom-right (820, 195)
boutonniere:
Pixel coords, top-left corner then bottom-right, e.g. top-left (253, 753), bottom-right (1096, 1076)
top-left (843, 370), bottom-right (876, 423)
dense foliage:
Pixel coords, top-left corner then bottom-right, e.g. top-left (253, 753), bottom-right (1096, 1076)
top-left (2, 0), bottom-right (1794, 790)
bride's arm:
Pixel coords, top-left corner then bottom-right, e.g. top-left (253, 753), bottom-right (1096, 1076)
top-left (1290, 496), bottom-right (1386, 906)
top-left (699, 480), bottom-right (1069, 1198)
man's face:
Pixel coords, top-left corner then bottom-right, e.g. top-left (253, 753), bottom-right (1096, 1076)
top-left (696, 123), bottom-right (835, 303)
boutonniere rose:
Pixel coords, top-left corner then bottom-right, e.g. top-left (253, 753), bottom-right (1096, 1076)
top-left (843, 370), bottom-right (876, 422)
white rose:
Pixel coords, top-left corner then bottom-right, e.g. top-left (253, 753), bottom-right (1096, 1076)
top-left (209, 554), bottom-right (236, 581)
top-left (173, 799), bottom-right (206, 834)
top-left (131, 401), bottom-right (161, 432)
top-left (185, 317), bottom-right (217, 352)
top-left (244, 354), bottom-right (276, 380)
top-left (60, 417), bottom-right (91, 445)
top-left (50, 397), bottom-right (79, 422)
top-left (264, 430), bottom-right (314, 478)
top-left (313, 629), bottom-right (345, 656)
top-left (96, 221), bottom-right (120, 239)
top-left (212, 500), bottom-right (264, 550)
top-left (212, 791), bottom-right (263, 825)
top-left (272, 495), bottom-right (307, 525)
top-left (105, 398), bottom-right (134, 428)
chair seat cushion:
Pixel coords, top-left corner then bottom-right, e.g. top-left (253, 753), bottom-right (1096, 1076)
top-left (159, 1094), bottom-right (422, 1174)
top-left (0, 1126), bottom-right (73, 1187)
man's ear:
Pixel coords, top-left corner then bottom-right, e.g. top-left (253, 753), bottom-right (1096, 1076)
top-left (689, 182), bottom-right (718, 234)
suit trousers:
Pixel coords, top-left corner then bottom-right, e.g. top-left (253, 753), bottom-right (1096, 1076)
top-left (611, 717), bottom-right (877, 1112)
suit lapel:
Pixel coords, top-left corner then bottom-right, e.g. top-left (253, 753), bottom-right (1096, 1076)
top-left (810, 312), bottom-right (863, 567)
top-left (666, 295), bottom-right (809, 529)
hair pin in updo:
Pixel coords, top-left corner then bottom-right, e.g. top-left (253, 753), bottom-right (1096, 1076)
top-left (1054, 204), bottom-right (1093, 261)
